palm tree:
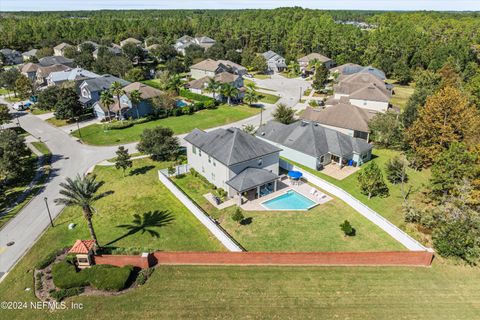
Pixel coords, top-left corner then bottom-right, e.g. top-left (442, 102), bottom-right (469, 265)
top-left (167, 74), bottom-right (183, 94)
top-left (129, 89), bottom-right (142, 119)
top-left (54, 174), bottom-right (109, 248)
top-left (110, 81), bottom-right (125, 120)
top-left (243, 89), bottom-right (260, 106)
top-left (220, 83), bottom-right (239, 105)
top-left (245, 81), bottom-right (257, 91)
top-left (100, 90), bottom-right (114, 121)
top-left (205, 78), bottom-right (220, 100)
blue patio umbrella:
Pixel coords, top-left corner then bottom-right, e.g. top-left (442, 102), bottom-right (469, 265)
top-left (288, 170), bottom-right (303, 180)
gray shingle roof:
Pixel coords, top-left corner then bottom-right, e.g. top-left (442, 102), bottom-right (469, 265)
top-left (81, 74), bottom-right (130, 92)
top-left (38, 56), bottom-right (74, 67)
top-left (184, 127), bottom-right (281, 166)
top-left (256, 121), bottom-right (372, 158)
top-left (226, 167), bottom-right (279, 192)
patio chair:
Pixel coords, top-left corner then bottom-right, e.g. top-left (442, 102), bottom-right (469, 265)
top-left (310, 188), bottom-right (317, 195)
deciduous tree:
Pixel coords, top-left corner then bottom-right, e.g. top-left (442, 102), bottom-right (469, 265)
top-left (137, 126), bottom-right (179, 161)
top-left (357, 162), bottom-right (389, 199)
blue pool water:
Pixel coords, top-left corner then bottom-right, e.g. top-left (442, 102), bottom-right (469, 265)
top-left (175, 100), bottom-right (188, 107)
top-left (261, 190), bottom-right (316, 210)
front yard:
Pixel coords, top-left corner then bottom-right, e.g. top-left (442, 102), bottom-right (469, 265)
top-left (173, 173), bottom-right (405, 252)
top-left (71, 104), bottom-right (260, 145)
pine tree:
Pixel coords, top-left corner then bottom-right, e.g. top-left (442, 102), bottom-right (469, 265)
top-left (357, 162), bottom-right (389, 199)
top-left (115, 146), bottom-right (132, 177)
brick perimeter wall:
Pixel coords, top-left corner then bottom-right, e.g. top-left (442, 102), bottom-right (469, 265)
top-left (94, 251), bottom-right (434, 268)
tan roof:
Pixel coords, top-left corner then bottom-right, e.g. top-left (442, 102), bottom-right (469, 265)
top-left (54, 42), bottom-right (71, 50)
top-left (187, 72), bottom-right (239, 90)
top-left (298, 53), bottom-right (331, 63)
top-left (21, 62), bottom-right (39, 73)
top-left (123, 82), bottom-right (163, 99)
top-left (68, 239), bottom-right (95, 254)
top-left (301, 104), bottom-right (375, 132)
top-left (215, 72), bottom-right (239, 83)
top-left (330, 63), bottom-right (362, 74)
top-left (335, 73), bottom-right (390, 97)
top-left (121, 38), bottom-right (142, 46)
top-left (338, 72), bottom-right (386, 86)
top-left (37, 64), bottom-right (70, 78)
top-left (349, 85), bottom-right (391, 102)
top-left (146, 44), bottom-right (161, 51)
top-left (190, 59), bottom-right (222, 72)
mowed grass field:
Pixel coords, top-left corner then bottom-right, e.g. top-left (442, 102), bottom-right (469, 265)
top-left (71, 104), bottom-right (259, 145)
top-left (387, 80), bottom-right (415, 110)
top-left (2, 262), bottom-right (480, 319)
top-left (287, 149), bottom-right (431, 242)
top-left (173, 174), bottom-right (405, 252)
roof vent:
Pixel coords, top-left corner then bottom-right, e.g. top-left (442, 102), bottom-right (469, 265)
top-left (261, 132), bottom-right (265, 136)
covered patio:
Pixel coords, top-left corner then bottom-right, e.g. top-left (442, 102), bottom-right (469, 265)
top-left (226, 167), bottom-right (280, 206)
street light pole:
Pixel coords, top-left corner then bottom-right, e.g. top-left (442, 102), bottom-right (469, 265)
top-left (44, 197), bottom-right (54, 227)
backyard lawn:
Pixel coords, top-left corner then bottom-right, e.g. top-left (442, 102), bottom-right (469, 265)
top-left (46, 117), bottom-right (70, 127)
top-left (285, 149), bottom-right (431, 240)
top-left (388, 80), bottom-right (415, 110)
top-left (72, 104), bottom-right (260, 145)
top-left (258, 91), bottom-right (280, 104)
top-left (173, 173), bottom-right (405, 252)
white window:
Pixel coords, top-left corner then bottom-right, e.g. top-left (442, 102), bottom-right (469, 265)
top-left (192, 146), bottom-right (197, 154)
top-left (258, 158), bottom-right (263, 166)
top-left (202, 166), bottom-right (205, 173)
top-left (199, 149), bottom-right (202, 156)
top-left (208, 156), bottom-right (211, 163)
top-left (320, 155), bottom-right (325, 163)
top-left (211, 173), bottom-right (215, 180)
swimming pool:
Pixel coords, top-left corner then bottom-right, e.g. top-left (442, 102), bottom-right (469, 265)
top-left (261, 190), bottom-right (317, 211)
top-left (175, 100), bottom-right (188, 107)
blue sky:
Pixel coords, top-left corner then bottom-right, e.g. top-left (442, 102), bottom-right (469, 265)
top-left (1, 1), bottom-right (479, 12)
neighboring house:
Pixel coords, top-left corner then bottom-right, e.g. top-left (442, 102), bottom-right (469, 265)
top-left (146, 44), bottom-right (161, 52)
top-left (93, 82), bottom-right (162, 120)
top-left (301, 104), bottom-right (376, 141)
top-left (297, 53), bottom-right (334, 74)
top-left (189, 59), bottom-right (247, 79)
top-left (36, 64), bottom-right (71, 86)
top-left (79, 74), bottom-right (130, 107)
top-left (331, 63), bottom-right (386, 81)
top-left (22, 49), bottom-right (38, 61)
top-left (186, 72), bottom-right (245, 101)
top-left (20, 62), bottom-right (40, 80)
top-left (0, 48), bottom-right (23, 65)
top-left (184, 127), bottom-right (282, 203)
top-left (257, 120), bottom-right (372, 170)
top-left (47, 67), bottom-right (100, 87)
top-left (39, 56), bottom-right (75, 67)
top-left (92, 45), bottom-right (122, 59)
top-left (262, 50), bottom-right (287, 73)
top-left (174, 35), bottom-right (216, 55)
top-left (120, 38), bottom-right (142, 47)
top-left (333, 72), bottom-right (392, 113)
top-left (53, 42), bottom-right (73, 56)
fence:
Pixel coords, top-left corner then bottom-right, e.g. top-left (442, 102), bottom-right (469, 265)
top-left (153, 251), bottom-right (434, 267)
top-left (158, 170), bottom-right (244, 252)
top-left (159, 164), bottom-right (190, 177)
top-left (280, 159), bottom-right (430, 252)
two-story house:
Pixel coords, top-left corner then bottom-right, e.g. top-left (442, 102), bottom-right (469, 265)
top-left (262, 50), bottom-right (287, 73)
top-left (78, 74), bottom-right (130, 107)
top-left (53, 42), bottom-right (73, 56)
top-left (186, 72), bottom-right (246, 101)
top-left (174, 35), bottom-right (216, 55)
top-left (47, 68), bottom-right (100, 87)
top-left (184, 127), bottom-right (282, 204)
top-left (0, 48), bottom-right (23, 65)
top-left (297, 53), bottom-right (334, 75)
top-left (189, 59), bottom-right (247, 79)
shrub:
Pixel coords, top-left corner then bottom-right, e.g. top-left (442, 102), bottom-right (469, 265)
top-left (433, 220), bottom-right (480, 265)
top-left (133, 117), bottom-right (151, 125)
top-left (106, 120), bottom-right (135, 130)
top-left (194, 101), bottom-right (205, 110)
top-left (340, 220), bottom-right (356, 236)
top-left (204, 100), bottom-right (217, 109)
top-left (172, 108), bottom-right (183, 116)
top-left (232, 207), bottom-right (245, 224)
top-left (190, 168), bottom-right (199, 177)
top-left (135, 267), bottom-right (155, 286)
top-left (49, 287), bottom-right (84, 301)
top-left (35, 271), bottom-right (43, 291)
top-left (87, 264), bottom-right (134, 291)
top-left (51, 261), bottom-right (89, 289)
top-left (35, 250), bottom-right (60, 269)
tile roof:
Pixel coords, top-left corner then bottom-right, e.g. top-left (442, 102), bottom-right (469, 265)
top-left (226, 167), bottom-right (279, 192)
top-left (21, 62), bottom-right (39, 73)
top-left (301, 104), bottom-right (376, 133)
top-left (37, 64), bottom-right (71, 78)
top-left (184, 127), bottom-right (281, 166)
top-left (68, 239), bottom-right (95, 254)
top-left (257, 120), bottom-right (372, 158)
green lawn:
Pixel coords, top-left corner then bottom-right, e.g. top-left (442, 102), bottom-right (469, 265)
top-left (390, 83), bottom-right (415, 110)
top-left (31, 141), bottom-right (51, 155)
top-left (2, 261), bottom-right (479, 319)
top-left (253, 73), bottom-right (271, 80)
top-left (173, 173), bottom-right (405, 252)
top-left (45, 117), bottom-right (71, 127)
top-left (31, 108), bottom-right (53, 115)
top-left (5, 96), bottom-right (21, 103)
top-left (243, 79), bottom-right (276, 92)
top-left (140, 79), bottom-right (162, 90)
top-left (258, 91), bottom-right (280, 104)
top-left (0, 88), bottom-right (12, 95)
top-left (286, 149), bottom-right (431, 239)
top-left (72, 104), bottom-right (260, 146)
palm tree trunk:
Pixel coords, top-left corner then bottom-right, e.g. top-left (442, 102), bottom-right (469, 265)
top-left (83, 206), bottom-right (100, 249)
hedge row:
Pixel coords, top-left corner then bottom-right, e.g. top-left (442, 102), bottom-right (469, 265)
top-left (52, 261), bottom-right (133, 292)
top-left (179, 89), bottom-right (215, 103)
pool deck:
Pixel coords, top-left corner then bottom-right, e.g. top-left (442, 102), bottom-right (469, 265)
top-left (241, 179), bottom-right (332, 211)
